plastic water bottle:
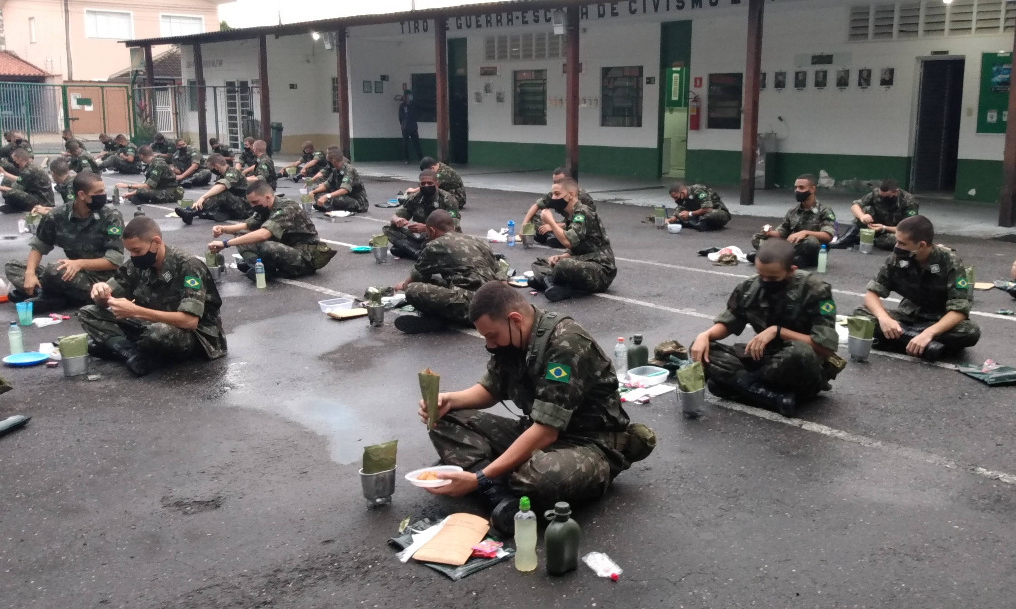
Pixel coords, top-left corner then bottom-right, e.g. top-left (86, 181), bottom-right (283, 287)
top-left (254, 258), bottom-right (267, 289)
top-left (514, 496), bottom-right (538, 572)
top-left (507, 220), bottom-right (516, 248)
top-left (8, 321), bottom-right (23, 355)
top-left (614, 337), bottom-right (628, 383)
top-left (817, 244), bottom-right (828, 273)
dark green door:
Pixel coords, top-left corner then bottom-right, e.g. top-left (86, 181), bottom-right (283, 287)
top-left (448, 38), bottom-right (468, 165)
top-left (659, 21), bottom-right (692, 179)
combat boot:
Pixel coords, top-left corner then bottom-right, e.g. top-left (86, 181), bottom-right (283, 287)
top-left (175, 207), bottom-right (198, 225)
top-left (482, 481), bottom-right (521, 537)
top-left (105, 336), bottom-right (155, 376)
top-left (543, 276), bottom-right (574, 303)
top-left (734, 374), bottom-right (797, 417)
top-left (528, 275), bottom-right (548, 291)
top-left (684, 218), bottom-right (704, 231)
top-left (87, 337), bottom-right (115, 360)
top-left (829, 225), bottom-right (860, 250)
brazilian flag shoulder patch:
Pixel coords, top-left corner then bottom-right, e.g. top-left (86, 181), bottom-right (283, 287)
top-left (819, 299), bottom-right (837, 316)
top-left (183, 275), bottom-right (202, 290)
top-left (907, 209), bottom-right (917, 216)
top-left (956, 276), bottom-right (969, 290)
top-left (107, 225), bottom-right (122, 236)
top-left (545, 362), bottom-right (572, 383)
top-left (572, 214), bottom-right (586, 223)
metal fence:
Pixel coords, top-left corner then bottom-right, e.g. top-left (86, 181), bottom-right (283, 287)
top-left (132, 83), bottom-right (263, 151)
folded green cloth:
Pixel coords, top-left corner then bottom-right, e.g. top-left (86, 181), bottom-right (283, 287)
top-left (847, 316), bottom-right (875, 340)
top-left (368, 234), bottom-right (389, 248)
top-left (362, 440), bottom-right (397, 474)
top-left (958, 365), bottom-right (1016, 387)
top-left (58, 334), bottom-right (89, 358)
top-left (677, 361), bottom-right (705, 392)
top-left (522, 222), bottom-right (536, 236)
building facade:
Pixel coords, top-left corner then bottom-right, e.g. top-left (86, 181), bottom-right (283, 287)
top-left (163, 0), bottom-right (1013, 204)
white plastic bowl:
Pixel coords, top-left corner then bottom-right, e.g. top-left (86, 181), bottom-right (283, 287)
top-left (319, 298), bottom-right (353, 313)
top-left (627, 365), bottom-right (670, 387)
top-left (667, 223), bottom-right (683, 234)
top-left (404, 465), bottom-right (463, 488)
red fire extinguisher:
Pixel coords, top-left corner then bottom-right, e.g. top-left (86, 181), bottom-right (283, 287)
top-left (689, 93), bottom-right (701, 131)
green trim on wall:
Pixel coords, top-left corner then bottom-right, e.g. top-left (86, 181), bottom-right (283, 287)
top-left (769, 153), bottom-right (911, 191)
top-left (351, 137), bottom-right (437, 162)
top-left (469, 141), bottom-right (658, 177)
top-left (685, 149), bottom-right (741, 185)
top-left (955, 158), bottom-right (1002, 203)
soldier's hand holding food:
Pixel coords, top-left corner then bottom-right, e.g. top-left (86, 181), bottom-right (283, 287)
top-left (91, 282), bottom-right (113, 305)
top-left (425, 470), bottom-right (479, 497)
top-left (107, 297), bottom-right (140, 319)
top-left (540, 209), bottom-right (558, 226)
top-left (418, 392), bottom-right (454, 425)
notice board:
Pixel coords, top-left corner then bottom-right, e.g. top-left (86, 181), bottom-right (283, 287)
top-left (977, 52), bottom-right (1011, 134)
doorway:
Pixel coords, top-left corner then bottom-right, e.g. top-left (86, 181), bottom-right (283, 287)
top-left (448, 38), bottom-right (469, 165)
top-left (659, 21), bottom-right (692, 179)
top-left (912, 58), bottom-right (964, 194)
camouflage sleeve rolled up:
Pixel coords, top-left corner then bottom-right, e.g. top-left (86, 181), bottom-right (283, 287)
top-left (865, 257), bottom-right (894, 298)
top-left (816, 205), bottom-right (836, 236)
top-left (855, 191), bottom-right (875, 213)
top-left (944, 263), bottom-right (972, 316)
top-left (563, 209), bottom-right (590, 248)
top-left (28, 212), bottom-right (59, 255)
top-left (177, 258), bottom-right (212, 319)
top-left (776, 208), bottom-right (795, 239)
top-left (535, 193), bottom-right (552, 210)
top-left (530, 330), bottom-right (608, 431)
top-left (714, 280), bottom-right (750, 335)
top-left (144, 161), bottom-right (169, 189)
top-left (802, 278), bottom-right (839, 352)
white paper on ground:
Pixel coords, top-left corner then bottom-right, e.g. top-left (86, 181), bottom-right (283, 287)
top-left (707, 246), bottom-right (749, 263)
top-left (621, 384), bottom-right (677, 403)
top-left (32, 317), bottom-right (62, 328)
top-left (397, 517), bottom-right (449, 563)
top-left (326, 210), bottom-right (353, 218)
top-left (39, 343), bottom-right (61, 359)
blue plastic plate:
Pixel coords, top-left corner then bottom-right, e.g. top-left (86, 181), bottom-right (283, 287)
top-left (350, 246), bottom-right (372, 253)
top-left (3, 352), bottom-right (50, 367)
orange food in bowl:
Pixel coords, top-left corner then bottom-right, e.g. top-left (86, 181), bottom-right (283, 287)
top-left (416, 471), bottom-right (440, 481)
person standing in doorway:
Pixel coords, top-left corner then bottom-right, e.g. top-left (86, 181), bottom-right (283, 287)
top-left (399, 90), bottom-right (424, 165)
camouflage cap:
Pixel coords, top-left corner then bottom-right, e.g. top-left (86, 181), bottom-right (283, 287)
top-left (652, 340), bottom-right (688, 361)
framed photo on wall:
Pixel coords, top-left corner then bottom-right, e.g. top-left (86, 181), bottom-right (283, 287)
top-left (774, 71), bottom-right (787, 90)
top-left (363, 80), bottom-right (373, 93)
top-left (794, 70), bottom-right (807, 90)
top-left (880, 68), bottom-right (895, 87)
top-left (815, 69), bottom-right (828, 89)
top-left (836, 69), bottom-right (850, 89)
top-left (858, 69), bottom-right (872, 89)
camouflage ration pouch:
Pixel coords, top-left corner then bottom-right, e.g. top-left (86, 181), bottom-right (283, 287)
top-left (623, 423), bottom-right (657, 463)
top-left (311, 243), bottom-right (337, 269)
top-left (822, 353), bottom-right (847, 381)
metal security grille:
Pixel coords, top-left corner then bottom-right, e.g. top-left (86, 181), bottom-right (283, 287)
top-left (848, 0), bottom-right (1016, 41)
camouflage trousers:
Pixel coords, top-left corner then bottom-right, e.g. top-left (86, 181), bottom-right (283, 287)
top-left (316, 194), bottom-right (368, 213)
top-left (1, 190), bottom-right (48, 212)
top-left (704, 340), bottom-right (827, 398)
top-left (382, 225), bottom-right (427, 259)
top-left (429, 410), bottom-right (616, 505)
top-left (852, 306), bottom-right (981, 351)
top-left (0, 159), bottom-right (16, 174)
top-left (681, 209), bottom-right (731, 231)
top-left (404, 283), bottom-right (474, 326)
top-left (5, 261), bottom-right (112, 306)
top-left (750, 234), bottom-right (822, 266)
top-left (201, 192), bottom-right (252, 221)
top-left (179, 169), bottom-right (212, 188)
top-left (531, 217), bottom-right (564, 248)
top-left (109, 158), bottom-right (143, 175)
top-left (236, 241), bottom-right (316, 278)
top-left (134, 186), bottom-right (183, 204)
top-left (532, 258), bottom-right (616, 293)
top-left (78, 305), bottom-right (201, 360)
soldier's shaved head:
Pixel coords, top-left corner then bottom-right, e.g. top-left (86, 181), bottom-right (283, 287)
top-left (419, 169), bottom-right (438, 181)
top-left (555, 177), bottom-right (579, 195)
top-left (252, 140), bottom-right (267, 154)
top-left (11, 148), bottom-right (31, 163)
top-left (137, 145), bottom-right (154, 159)
top-left (896, 214), bottom-right (934, 245)
top-left (123, 216), bottom-right (162, 240)
top-left (469, 281), bottom-right (528, 323)
top-left (419, 156), bottom-right (438, 171)
top-left (207, 153), bottom-right (226, 167)
top-left (426, 209), bottom-right (456, 233)
top-left (48, 157), bottom-right (70, 177)
top-left (73, 171), bottom-right (104, 197)
top-left (756, 239), bottom-right (796, 271)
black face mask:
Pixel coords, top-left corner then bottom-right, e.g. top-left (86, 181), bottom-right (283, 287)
top-left (795, 190), bottom-right (811, 203)
top-left (760, 279), bottom-right (789, 293)
top-left (177, 147), bottom-right (187, 153)
top-left (132, 242), bottom-right (158, 270)
top-left (548, 197), bottom-right (568, 213)
top-left (87, 194), bottom-right (108, 211)
top-left (420, 185), bottom-right (437, 198)
top-left (893, 246), bottom-right (915, 261)
top-left (254, 205), bottom-right (272, 221)
top-left (486, 320), bottom-right (526, 360)
top-left (881, 194), bottom-right (897, 205)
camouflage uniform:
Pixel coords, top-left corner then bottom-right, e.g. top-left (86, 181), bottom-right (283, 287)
top-left (295, 149), bottom-right (325, 176)
top-left (63, 137), bottom-right (84, 152)
top-left (172, 146), bottom-right (212, 187)
top-left (751, 200), bottom-right (836, 266)
top-left (201, 167), bottom-right (253, 221)
top-left (211, 143), bottom-right (234, 160)
top-left (78, 245), bottom-right (226, 362)
top-left (852, 189), bottom-right (920, 250)
top-left (237, 146), bottom-right (257, 170)
top-left (1, 139), bottom-right (33, 174)
top-left (405, 232), bottom-right (502, 326)
top-left (382, 189), bottom-right (461, 258)
top-left (2, 163), bottom-right (55, 212)
top-left (429, 309), bottom-right (643, 504)
top-left (150, 141), bottom-right (172, 156)
top-left (317, 160), bottom-right (369, 212)
top-left (53, 175), bottom-right (74, 204)
top-left (436, 163), bottom-right (467, 209)
top-left (532, 189), bottom-right (595, 246)
top-left (253, 153), bottom-right (278, 190)
top-left (105, 144), bottom-right (143, 174)
top-left (5, 203), bottom-right (125, 305)
top-left (133, 157), bottom-right (184, 204)
top-left (68, 151), bottom-right (100, 174)
top-left (853, 246), bottom-right (980, 351)
top-left (531, 202), bottom-right (617, 294)
top-left (673, 184), bottom-right (731, 231)
top-left (706, 271), bottom-right (841, 399)
top-left (97, 139), bottom-right (119, 161)
top-left (235, 196), bottom-right (336, 277)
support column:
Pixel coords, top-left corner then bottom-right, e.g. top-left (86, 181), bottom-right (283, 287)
top-left (999, 28), bottom-right (1016, 226)
top-left (565, 7), bottom-right (580, 180)
top-left (143, 45), bottom-right (156, 124)
top-left (336, 27), bottom-right (351, 159)
top-left (193, 43), bottom-right (208, 153)
top-left (739, 0), bottom-right (765, 206)
top-left (258, 35), bottom-right (272, 149)
top-left (435, 16), bottom-right (449, 163)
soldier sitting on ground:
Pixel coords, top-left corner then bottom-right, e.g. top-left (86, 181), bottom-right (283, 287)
top-left (115, 145), bottom-right (183, 205)
top-left (171, 138), bottom-right (212, 188)
top-left (420, 281), bottom-right (656, 535)
top-left (392, 210), bottom-right (503, 334)
top-left (1, 132), bottom-right (33, 175)
top-left (830, 178), bottom-right (919, 251)
top-left (66, 141), bottom-right (99, 174)
top-left (383, 169), bottom-right (460, 260)
top-left (522, 167), bottom-right (595, 249)
top-left (207, 180), bottom-right (336, 282)
top-left (405, 156), bottom-right (467, 209)
top-left (245, 140), bottom-right (277, 190)
top-left (60, 129), bottom-right (85, 154)
top-left (176, 154), bottom-right (253, 225)
top-left (667, 182), bottom-right (731, 232)
top-left (5, 171), bottom-right (124, 313)
top-left (279, 141), bottom-right (324, 182)
top-left (150, 133), bottom-right (172, 157)
top-left (691, 239), bottom-right (843, 417)
top-left (80, 216), bottom-right (226, 377)
top-left (310, 149), bottom-right (369, 213)
top-left (49, 158), bottom-right (74, 205)
top-left (100, 135), bottom-right (143, 175)
top-left (853, 215), bottom-right (979, 361)
top-left (749, 174), bottom-right (834, 268)
top-left (97, 133), bottom-right (118, 162)
top-left (208, 138), bottom-right (234, 164)
top-left (529, 178), bottom-right (616, 302)
top-left (236, 137), bottom-right (257, 175)
top-left (0, 148), bottom-right (54, 213)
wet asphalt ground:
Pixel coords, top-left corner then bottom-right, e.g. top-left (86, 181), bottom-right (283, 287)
top-left (2, 171), bottom-right (1016, 608)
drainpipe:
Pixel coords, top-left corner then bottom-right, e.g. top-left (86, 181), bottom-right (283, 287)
top-left (63, 0), bottom-right (73, 80)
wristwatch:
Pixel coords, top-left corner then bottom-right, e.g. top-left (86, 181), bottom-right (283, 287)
top-left (475, 470), bottom-right (494, 490)
top-left (221, 238), bottom-right (230, 248)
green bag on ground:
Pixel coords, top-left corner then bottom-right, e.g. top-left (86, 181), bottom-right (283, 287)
top-left (58, 334), bottom-right (89, 358)
top-left (847, 316), bottom-right (876, 340)
top-left (676, 361), bottom-right (705, 392)
top-left (958, 365), bottom-right (1016, 387)
top-left (362, 440), bottom-right (397, 474)
top-left (522, 222), bottom-right (536, 236)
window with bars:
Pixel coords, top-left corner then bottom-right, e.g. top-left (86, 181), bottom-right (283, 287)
top-left (513, 70), bottom-right (547, 126)
top-left (601, 66), bottom-right (644, 128)
top-left (331, 77), bottom-right (340, 113)
top-left (849, 1), bottom-right (1015, 41)
top-left (484, 34), bottom-right (565, 61)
